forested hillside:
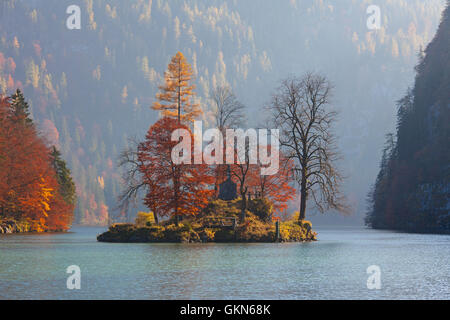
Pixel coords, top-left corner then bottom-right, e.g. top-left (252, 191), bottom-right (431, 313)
top-left (366, 2), bottom-right (450, 232)
top-left (0, 0), bottom-right (445, 225)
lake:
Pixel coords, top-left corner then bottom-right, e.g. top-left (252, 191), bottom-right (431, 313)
top-left (0, 226), bottom-right (449, 300)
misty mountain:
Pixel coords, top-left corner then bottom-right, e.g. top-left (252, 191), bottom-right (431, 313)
top-left (0, 0), bottom-right (445, 225)
top-left (367, 2), bottom-right (450, 232)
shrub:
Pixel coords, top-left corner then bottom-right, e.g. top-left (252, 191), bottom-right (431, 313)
top-left (109, 223), bottom-right (136, 233)
top-left (199, 228), bottom-right (216, 242)
top-left (236, 212), bottom-right (274, 242)
top-left (203, 199), bottom-right (241, 217)
top-left (279, 221), bottom-right (305, 241)
top-left (302, 220), bottom-right (312, 229)
top-left (135, 211), bottom-right (155, 227)
top-left (247, 198), bottom-right (273, 222)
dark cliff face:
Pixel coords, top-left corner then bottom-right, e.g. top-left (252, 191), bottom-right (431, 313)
top-left (367, 2), bottom-right (450, 233)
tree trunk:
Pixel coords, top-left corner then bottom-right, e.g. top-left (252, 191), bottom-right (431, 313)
top-left (299, 170), bottom-right (307, 222)
top-left (241, 188), bottom-right (247, 221)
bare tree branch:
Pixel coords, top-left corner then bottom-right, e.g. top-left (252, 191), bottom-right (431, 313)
top-left (115, 137), bottom-right (147, 222)
top-left (268, 72), bottom-right (349, 221)
top-left (210, 85), bottom-right (246, 133)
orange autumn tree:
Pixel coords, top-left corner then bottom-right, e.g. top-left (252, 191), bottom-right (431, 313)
top-left (0, 90), bottom-right (75, 231)
top-left (230, 145), bottom-right (296, 219)
top-left (0, 96), bottom-right (8, 203)
top-left (250, 149), bottom-right (296, 213)
top-left (137, 117), bottom-right (213, 222)
top-left (152, 52), bottom-right (202, 123)
top-left (0, 93), bottom-right (54, 229)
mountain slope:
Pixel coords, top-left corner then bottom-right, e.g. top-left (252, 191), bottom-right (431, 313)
top-left (0, 0), bottom-right (445, 225)
top-left (366, 2), bottom-right (450, 232)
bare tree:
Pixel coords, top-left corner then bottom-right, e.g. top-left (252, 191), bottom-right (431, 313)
top-left (211, 86), bottom-right (246, 133)
top-left (269, 73), bottom-right (348, 222)
top-left (230, 144), bottom-right (252, 220)
top-left (116, 137), bottom-right (160, 224)
top-left (210, 85), bottom-right (246, 197)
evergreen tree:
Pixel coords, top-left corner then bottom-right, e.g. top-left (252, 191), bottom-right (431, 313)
top-left (367, 2), bottom-right (450, 232)
top-left (10, 89), bottom-right (33, 126)
top-left (50, 146), bottom-right (76, 206)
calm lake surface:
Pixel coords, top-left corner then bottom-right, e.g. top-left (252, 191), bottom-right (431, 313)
top-left (0, 226), bottom-right (449, 300)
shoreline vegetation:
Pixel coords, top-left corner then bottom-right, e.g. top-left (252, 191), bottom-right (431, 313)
top-left (97, 199), bottom-right (317, 243)
top-left (0, 219), bottom-right (31, 234)
top-left (0, 91), bottom-right (76, 233)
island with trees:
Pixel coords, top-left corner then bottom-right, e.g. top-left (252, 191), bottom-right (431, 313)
top-left (98, 52), bottom-right (347, 243)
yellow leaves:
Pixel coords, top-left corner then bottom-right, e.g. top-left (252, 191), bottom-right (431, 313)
top-left (97, 176), bottom-right (105, 189)
top-left (26, 60), bottom-right (40, 88)
top-left (135, 211), bottom-right (155, 227)
top-left (38, 178), bottom-right (53, 218)
top-left (30, 9), bottom-right (38, 23)
top-left (105, 4), bottom-right (117, 19)
top-left (138, 0), bottom-right (152, 22)
top-left (121, 86), bottom-right (128, 103)
top-left (85, 0), bottom-right (97, 30)
top-left (152, 52), bottom-right (202, 123)
top-left (13, 36), bottom-right (20, 49)
top-left (31, 220), bottom-right (45, 233)
top-left (43, 74), bottom-right (54, 94)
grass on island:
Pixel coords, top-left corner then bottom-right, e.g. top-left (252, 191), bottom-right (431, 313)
top-left (97, 199), bottom-right (317, 243)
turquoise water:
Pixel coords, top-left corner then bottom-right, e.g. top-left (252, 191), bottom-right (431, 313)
top-left (0, 226), bottom-right (449, 300)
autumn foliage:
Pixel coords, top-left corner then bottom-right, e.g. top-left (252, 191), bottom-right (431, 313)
top-left (119, 52), bottom-right (296, 225)
top-left (138, 117), bottom-right (213, 219)
top-left (152, 51), bottom-right (202, 123)
top-left (0, 90), bottom-right (75, 232)
top-left (229, 147), bottom-right (296, 216)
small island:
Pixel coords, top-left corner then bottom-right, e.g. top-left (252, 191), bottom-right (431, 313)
top-left (97, 199), bottom-right (316, 243)
top-left (98, 52), bottom-right (347, 243)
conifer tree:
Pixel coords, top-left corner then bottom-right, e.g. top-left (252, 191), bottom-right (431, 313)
top-left (152, 52), bottom-right (202, 123)
top-left (50, 146), bottom-right (76, 206)
top-left (10, 89), bottom-right (32, 126)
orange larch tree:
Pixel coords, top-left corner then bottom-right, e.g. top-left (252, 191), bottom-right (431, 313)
top-left (152, 52), bottom-right (202, 123)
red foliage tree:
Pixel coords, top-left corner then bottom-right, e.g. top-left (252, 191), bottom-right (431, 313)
top-left (0, 92), bottom-right (74, 231)
top-left (137, 117), bottom-right (213, 222)
top-left (250, 149), bottom-right (296, 213)
top-left (229, 145), bottom-right (296, 217)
